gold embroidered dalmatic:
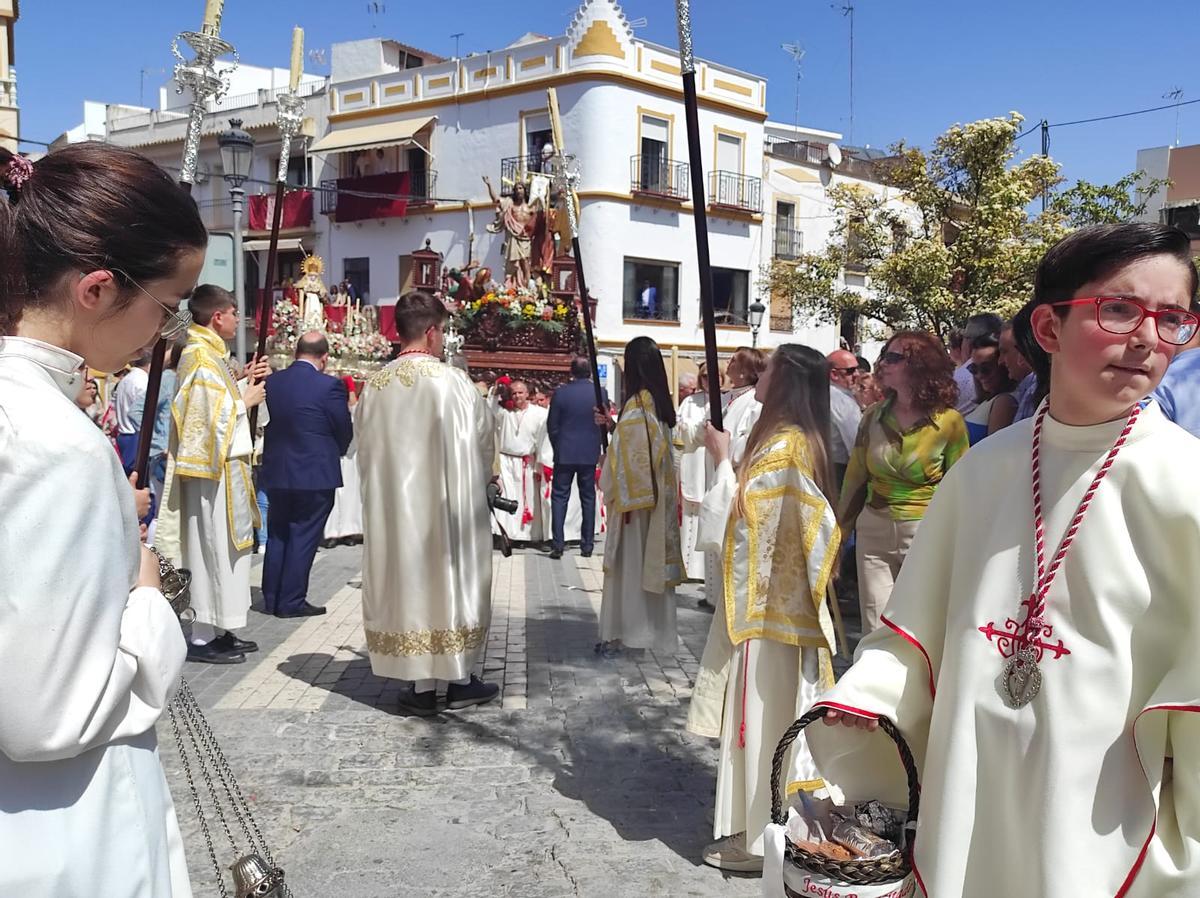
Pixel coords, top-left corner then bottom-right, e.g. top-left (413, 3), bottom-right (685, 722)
top-left (155, 324), bottom-right (259, 560)
top-left (687, 428), bottom-right (841, 836)
top-left (600, 390), bottom-right (683, 593)
top-left (356, 355), bottom-right (496, 681)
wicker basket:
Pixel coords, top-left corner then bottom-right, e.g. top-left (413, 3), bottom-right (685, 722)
top-left (769, 707), bottom-right (920, 890)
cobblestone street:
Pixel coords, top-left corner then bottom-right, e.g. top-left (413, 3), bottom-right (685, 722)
top-left (166, 542), bottom-right (836, 898)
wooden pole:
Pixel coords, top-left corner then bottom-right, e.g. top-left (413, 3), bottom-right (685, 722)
top-left (673, 0), bottom-right (723, 431)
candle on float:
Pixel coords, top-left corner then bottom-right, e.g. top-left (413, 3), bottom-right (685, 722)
top-left (202, 0), bottom-right (224, 34)
top-left (289, 27), bottom-right (304, 92)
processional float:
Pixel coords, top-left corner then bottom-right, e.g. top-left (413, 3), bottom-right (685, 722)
top-left (134, 0), bottom-right (293, 895)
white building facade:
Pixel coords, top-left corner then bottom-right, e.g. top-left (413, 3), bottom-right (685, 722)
top-left (314, 0), bottom-right (774, 361)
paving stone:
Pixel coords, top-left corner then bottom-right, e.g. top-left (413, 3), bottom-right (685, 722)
top-left (158, 541), bottom-right (871, 897)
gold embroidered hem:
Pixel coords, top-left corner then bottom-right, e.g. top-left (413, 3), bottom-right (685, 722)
top-left (365, 625), bottom-right (487, 657)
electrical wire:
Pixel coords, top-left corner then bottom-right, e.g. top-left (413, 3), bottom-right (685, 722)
top-left (1015, 96), bottom-right (1200, 140)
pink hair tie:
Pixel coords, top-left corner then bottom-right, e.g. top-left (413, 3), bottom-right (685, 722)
top-left (4, 154), bottom-right (33, 190)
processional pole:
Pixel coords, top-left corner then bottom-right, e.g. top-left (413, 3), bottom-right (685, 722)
top-left (133, 0), bottom-right (237, 486)
top-left (138, 3), bottom-right (294, 895)
top-left (249, 26), bottom-right (307, 438)
top-left (673, 0), bottom-right (723, 431)
top-left (546, 88), bottom-right (606, 449)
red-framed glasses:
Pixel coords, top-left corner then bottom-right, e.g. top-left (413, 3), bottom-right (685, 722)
top-left (1050, 296), bottom-right (1199, 346)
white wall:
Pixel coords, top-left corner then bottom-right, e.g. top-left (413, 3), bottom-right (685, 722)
top-left (1135, 146), bottom-right (1170, 223)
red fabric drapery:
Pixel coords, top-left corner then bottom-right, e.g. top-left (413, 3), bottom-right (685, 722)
top-left (247, 189), bottom-right (314, 230)
top-left (333, 172), bottom-right (411, 223)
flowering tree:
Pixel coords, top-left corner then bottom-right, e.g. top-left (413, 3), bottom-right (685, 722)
top-left (764, 112), bottom-right (1168, 339)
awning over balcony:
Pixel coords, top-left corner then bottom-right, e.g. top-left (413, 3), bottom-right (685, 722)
top-left (309, 116), bottom-right (436, 154)
top-left (242, 237), bottom-right (306, 253)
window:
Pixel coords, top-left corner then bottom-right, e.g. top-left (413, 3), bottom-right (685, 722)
top-left (716, 132), bottom-right (743, 174)
top-left (344, 258), bottom-right (370, 302)
top-left (272, 154), bottom-right (312, 188)
top-left (523, 111), bottom-right (554, 172)
top-left (623, 258), bottom-right (679, 321)
top-left (712, 267), bottom-right (750, 324)
top-left (774, 202), bottom-right (801, 259)
top-left (638, 113), bottom-right (670, 192)
top-left (343, 146), bottom-right (398, 179)
top-left (1165, 204), bottom-right (1200, 238)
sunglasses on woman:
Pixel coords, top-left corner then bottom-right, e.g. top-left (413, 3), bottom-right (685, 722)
top-left (1050, 296), bottom-right (1199, 346)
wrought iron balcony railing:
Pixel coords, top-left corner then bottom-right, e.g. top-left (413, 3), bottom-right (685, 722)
top-left (773, 228), bottom-right (804, 260)
top-left (499, 153), bottom-right (553, 196)
top-left (708, 170), bottom-right (763, 214)
top-left (629, 155), bottom-right (690, 201)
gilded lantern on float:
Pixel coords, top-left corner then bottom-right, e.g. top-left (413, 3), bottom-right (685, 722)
top-left (411, 238), bottom-right (442, 292)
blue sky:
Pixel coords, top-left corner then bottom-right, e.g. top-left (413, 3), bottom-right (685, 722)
top-left (16, 0), bottom-right (1200, 189)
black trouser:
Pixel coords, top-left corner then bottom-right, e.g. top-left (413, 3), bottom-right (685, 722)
top-left (262, 488), bottom-right (336, 614)
top-left (551, 464), bottom-right (597, 552)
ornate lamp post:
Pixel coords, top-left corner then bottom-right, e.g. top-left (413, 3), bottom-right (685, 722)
top-left (748, 299), bottom-right (766, 348)
top-left (218, 117), bottom-right (255, 362)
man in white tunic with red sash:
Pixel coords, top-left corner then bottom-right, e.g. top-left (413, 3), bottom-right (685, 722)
top-left (493, 380), bottom-right (548, 543)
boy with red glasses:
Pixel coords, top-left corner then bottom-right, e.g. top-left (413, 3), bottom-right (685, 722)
top-left (808, 223), bottom-right (1200, 897)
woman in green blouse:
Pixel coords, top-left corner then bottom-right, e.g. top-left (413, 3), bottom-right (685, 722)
top-left (840, 330), bottom-right (969, 633)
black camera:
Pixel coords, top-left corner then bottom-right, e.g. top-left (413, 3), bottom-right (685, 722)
top-left (486, 481), bottom-right (519, 515)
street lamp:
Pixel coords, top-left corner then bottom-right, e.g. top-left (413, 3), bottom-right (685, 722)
top-left (748, 299), bottom-right (766, 348)
top-left (218, 117), bottom-right (255, 362)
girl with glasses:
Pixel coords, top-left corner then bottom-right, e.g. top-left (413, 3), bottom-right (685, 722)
top-left (814, 223), bottom-right (1200, 897)
top-left (839, 331), bottom-right (968, 634)
top-left (0, 143), bottom-right (207, 896)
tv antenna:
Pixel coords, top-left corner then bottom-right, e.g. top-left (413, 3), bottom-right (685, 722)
top-left (367, 2), bottom-right (385, 31)
top-left (1164, 87), bottom-right (1184, 146)
top-left (628, 17), bottom-right (648, 28)
top-left (307, 48), bottom-right (327, 68)
top-left (781, 42), bottom-right (805, 140)
top-left (833, 2), bottom-right (856, 144)
top-left (451, 32), bottom-right (464, 58)
top-left (139, 66), bottom-right (165, 108)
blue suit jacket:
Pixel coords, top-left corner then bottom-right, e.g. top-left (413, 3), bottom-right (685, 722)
top-left (548, 377), bottom-right (608, 467)
top-left (259, 361), bottom-right (354, 492)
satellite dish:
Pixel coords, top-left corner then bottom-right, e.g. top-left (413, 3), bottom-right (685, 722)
top-left (818, 166), bottom-right (833, 187)
top-left (826, 143), bottom-right (843, 167)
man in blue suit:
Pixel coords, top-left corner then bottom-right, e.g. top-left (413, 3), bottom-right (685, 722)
top-left (260, 332), bottom-right (354, 617)
top-left (547, 356), bottom-right (608, 559)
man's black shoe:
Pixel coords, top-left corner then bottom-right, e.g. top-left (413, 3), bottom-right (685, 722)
top-left (580, 549), bottom-right (593, 558)
top-left (186, 641), bottom-right (246, 664)
top-left (397, 687), bottom-right (439, 717)
top-left (445, 675), bottom-right (500, 710)
top-left (212, 631), bottom-right (258, 653)
top-left (319, 538), bottom-right (339, 549)
top-left (275, 602), bottom-right (328, 618)
top-left (549, 547), bottom-right (564, 559)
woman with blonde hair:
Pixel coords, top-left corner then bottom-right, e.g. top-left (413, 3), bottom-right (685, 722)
top-left (688, 344), bottom-right (842, 873)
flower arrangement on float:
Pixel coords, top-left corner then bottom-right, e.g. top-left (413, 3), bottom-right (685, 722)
top-left (453, 281), bottom-right (574, 334)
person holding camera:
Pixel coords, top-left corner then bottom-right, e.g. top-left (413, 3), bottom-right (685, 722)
top-left (355, 291), bottom-right (500, 716)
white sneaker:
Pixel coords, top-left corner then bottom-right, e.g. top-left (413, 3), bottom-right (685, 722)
top-left (702, 833), bottom-right (763, 873)
top-left (256, 545), bottom-right (266, 555)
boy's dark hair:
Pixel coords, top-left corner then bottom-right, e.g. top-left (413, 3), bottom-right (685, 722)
top-left (963, 313), bottom-right (1003, 344)
top-left (395, 290), bottom-right (448, 343)
top-left (1015, 223), bottom-right (1200, 395)
top-left (189, 284), bottom-right (236, 327)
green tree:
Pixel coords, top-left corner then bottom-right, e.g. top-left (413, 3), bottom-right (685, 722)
top-left (763, 112), bottom-right (1166, 339)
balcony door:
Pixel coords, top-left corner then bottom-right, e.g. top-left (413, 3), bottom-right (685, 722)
top-left (639, 114), bottom-right (670, 193)
top-left (523, 111), bottom-right (553, 173)
top-left (775, 201), bottom-right (800, 259)
top-left (714, 132), bottom-right (744, 205)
